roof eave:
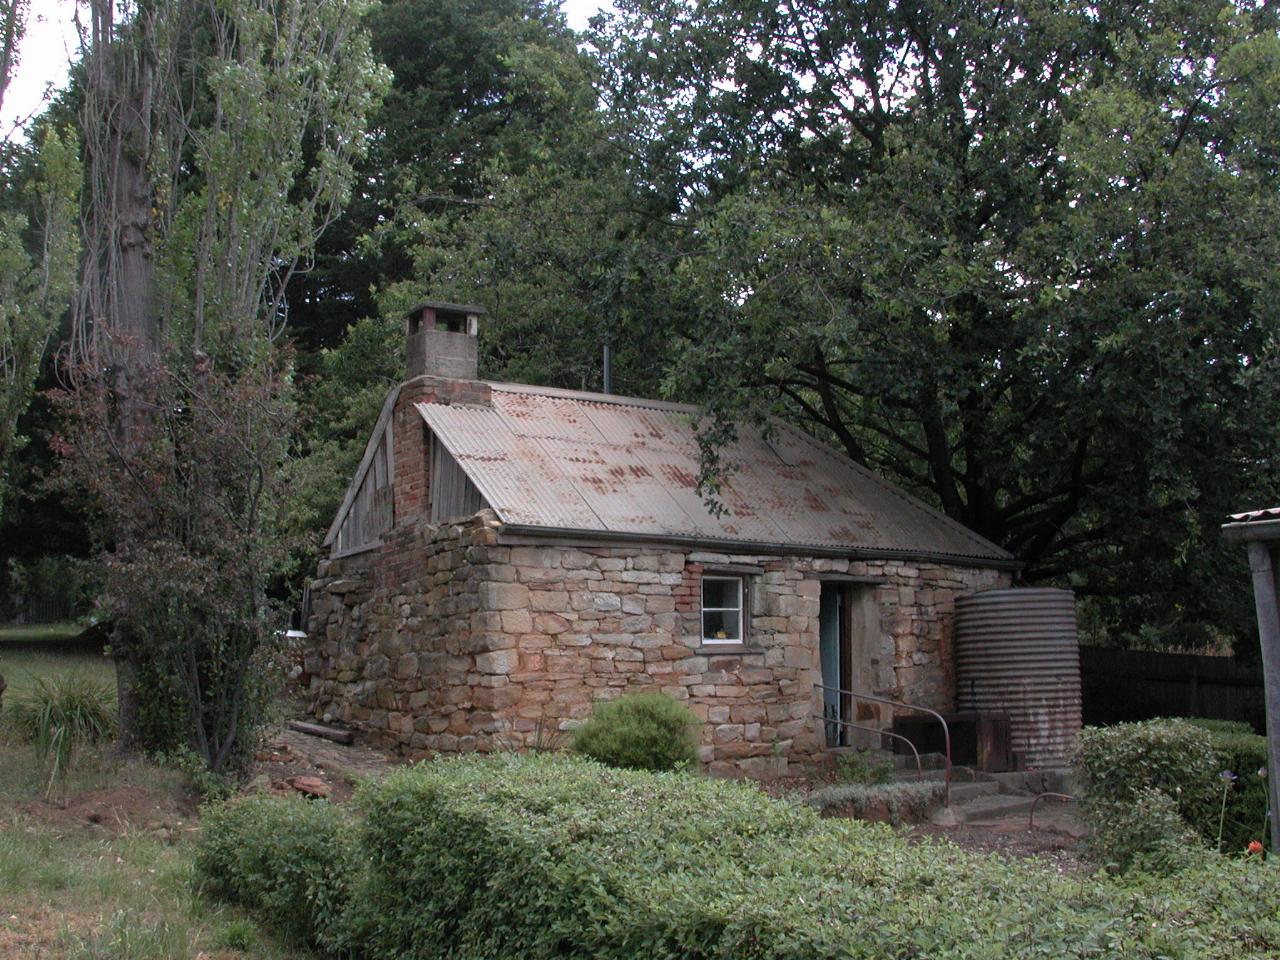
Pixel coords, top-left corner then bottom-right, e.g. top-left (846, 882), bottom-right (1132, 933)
top-left (495, 522), bottom-right (1022, 571)
top-left (1222, 517), bottom-right (1280, 545)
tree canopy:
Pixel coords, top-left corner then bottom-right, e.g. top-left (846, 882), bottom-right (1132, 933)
top-left (579, 0), bottom-right (1280, 643)
top-left (3, 0), bottom-right (1278, 653)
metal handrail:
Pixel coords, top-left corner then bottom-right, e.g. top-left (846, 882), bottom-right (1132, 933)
top-left (815, 683), bottom-right (952, 808)
top-left (1027, 792), bottom-right (1076, 830)
top-left (815, 710), bottom-right (926, 782)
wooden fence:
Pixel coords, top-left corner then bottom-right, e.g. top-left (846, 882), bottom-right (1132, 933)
top-left (1079, 646), bottom-right (1266, 733)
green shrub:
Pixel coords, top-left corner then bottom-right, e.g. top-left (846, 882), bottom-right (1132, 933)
top-left (1186, 718), bottom-right (1256, 737)
top-left (806, 781), bottom-right (943, 825)
top-left (193, 794), bottom-right (357, 949)
top-left (1077, 719), bottom-right (1271, 857)
top-left (8, 672), bottom-right (116, 796)
top-left (198, 754), bottom-right (1280, 958)
top-left (1085, 786), bottom-right (1206, 874)
top-left (833, 747), bottom-right (894, 784)
top-left (350, 754), bottom-right (1280, 960)
top-left (571, 692), bottom-right (697, 771)
top-left (1207, 730), bottom-right (1270, 852)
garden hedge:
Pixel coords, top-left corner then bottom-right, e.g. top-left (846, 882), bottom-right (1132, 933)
top-left (198, 754), bottom-right (1280, 959)
top-left (194, 793), bottom-right (358, 949)
top-left (1076, 718), bottom-right (1270, 854)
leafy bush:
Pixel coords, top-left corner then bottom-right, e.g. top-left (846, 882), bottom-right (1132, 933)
top-left (194, 794), bottom-right (357, 949)
top-left (1076, 719), bottom-right (1271, 858)
top-left (200, 754), bottom-right (1280, 958)
top-left (1187, 718), bottom-right (1256, 737)
top-left (8, 672), bottom-right (116, 795)
top-left (807, 781), bottom-right (943, 825)
top-left (1207, 730), bottom-right (1270, 852)
top-left (571, 692), bottom-right (697, 771)
top-left (833, 747), bottom-right (895, 784)
top-left (349, 755), bottom-right (1280, 959)
top-left (1085, 786), bottom-right (1206, 874)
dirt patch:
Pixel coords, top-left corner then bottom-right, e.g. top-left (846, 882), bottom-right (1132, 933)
top-left (908, 806), bottom-right (1094, 875)
top-left (0, 903), bottom-right (94, 960)
top-left (249, 724), bottom-right (402, 803)
top-left (10, 775), bottom-right (197, 838)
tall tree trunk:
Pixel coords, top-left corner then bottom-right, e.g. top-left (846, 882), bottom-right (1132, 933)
top-left (77, 0), bottom-right (160, 749)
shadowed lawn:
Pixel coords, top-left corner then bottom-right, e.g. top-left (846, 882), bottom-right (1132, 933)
top-left (0, 626), bottom-right (315, 960)
top-left (0, 622), bottom-right (85, 643)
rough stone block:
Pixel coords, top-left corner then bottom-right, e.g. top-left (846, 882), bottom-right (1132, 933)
top-left (479, 581), bottom-right (530, 611)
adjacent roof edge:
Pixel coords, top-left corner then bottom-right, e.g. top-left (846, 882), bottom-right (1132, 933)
top-left (1223, 507), bottom-right (1280, 545)
top-left (323, 383), bottom-right (401, 547)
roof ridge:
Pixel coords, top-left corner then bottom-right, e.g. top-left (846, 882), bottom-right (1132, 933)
top-left (486, 380), bottom-right (698, 414)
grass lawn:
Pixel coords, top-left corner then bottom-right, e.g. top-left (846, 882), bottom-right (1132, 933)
top-left (0, 628), bottom-right (314, 960)
top-left (0, 623), bottom-right (86, 643)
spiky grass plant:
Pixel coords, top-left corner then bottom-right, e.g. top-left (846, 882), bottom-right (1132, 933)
top-left (9, 673), bottom-right (117, 797)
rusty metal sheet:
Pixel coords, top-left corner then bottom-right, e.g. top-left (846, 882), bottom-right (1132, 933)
top-left (415, 403), bottom-right (601, 531)
top-left (416, 386), bottom-right (1010, 562)
top-left (1231, 506), bottom-right (1280, 522)
top-left (955, 588), bottom-right (1082, 767)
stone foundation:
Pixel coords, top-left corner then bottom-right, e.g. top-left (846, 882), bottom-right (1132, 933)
top-left (306, 511), bottom-right (1010, 778)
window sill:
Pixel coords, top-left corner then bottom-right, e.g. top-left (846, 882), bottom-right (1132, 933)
top-left (695, 644), bottom-right (767, 656)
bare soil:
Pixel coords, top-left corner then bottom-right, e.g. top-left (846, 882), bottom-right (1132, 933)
top-left (250, 725), bottom-right (403, 803)
top-left (908, 806), bottom-right (1094, 875)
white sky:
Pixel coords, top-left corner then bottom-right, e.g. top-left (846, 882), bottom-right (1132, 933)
top-left (3, 0), bottom-right (614, 137)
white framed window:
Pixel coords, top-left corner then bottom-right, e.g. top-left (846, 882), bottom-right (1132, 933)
top-left (701, 576), bottom-right (744, 644)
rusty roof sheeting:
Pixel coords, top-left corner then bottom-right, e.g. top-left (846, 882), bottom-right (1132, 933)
top-left (416, 385), bottom-right (1012, 564)
top-left (1229, 507), bottom-right (1280, 523)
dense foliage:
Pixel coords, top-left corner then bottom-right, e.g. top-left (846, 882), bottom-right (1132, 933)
top-left (571, 691), bottom-right (698, 771)
top-left (1076, 719), bottom-right (1271, 860)
top-left (54, 0), bottom-right (388, 771)
top-left (805, 780), bottom-right (944, 826)
top-left (197, 754), bottom-right (1280, 958)
top-left (0, 123), bottom-right (79, 527)
top-left (8, 671), bottom-right (116, 797)
top-left (3, 0), bottom-right (1276, 657)
top-left (195, 793), bottom-right (358, 947)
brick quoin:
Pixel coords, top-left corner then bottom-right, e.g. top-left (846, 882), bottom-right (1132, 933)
top-left (392, 376), bottom-right (493, 526)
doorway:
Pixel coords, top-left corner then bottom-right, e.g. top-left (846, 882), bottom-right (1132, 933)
top-left (819, 582), bottom-right (876, 747)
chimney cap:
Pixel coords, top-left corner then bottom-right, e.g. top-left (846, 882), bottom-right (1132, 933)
top-left (406, 300), bottom-right (487, 318)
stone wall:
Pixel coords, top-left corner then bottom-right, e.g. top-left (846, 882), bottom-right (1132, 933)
top-left (306, 514), bottom-right (1010, 778)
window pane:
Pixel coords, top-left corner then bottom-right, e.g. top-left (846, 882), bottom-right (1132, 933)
top-left (703, 609), bottom-right (741, 642)
top-left (702, 577), bottom-right (741, 610)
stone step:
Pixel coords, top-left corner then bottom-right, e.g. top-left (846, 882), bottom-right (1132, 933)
top-left (947, 781), bottom-right (1003, 804)
top-left (894, 765), bottom-right (994, 784)
top-left (946, 792), bottom-right (1039, 823)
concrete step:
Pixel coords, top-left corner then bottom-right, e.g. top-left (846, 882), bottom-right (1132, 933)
top-left (947, 781), bottom-right (1003, 804)
top-left (894, 765), bottom-right (994, 784)
top-left (946, 792), bottom-right (1038, 823)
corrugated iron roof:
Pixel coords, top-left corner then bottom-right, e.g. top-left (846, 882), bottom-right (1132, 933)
top-left (1229, 507), bottom-right (1280, 523)
top-left (416, 383), bottom-right (1013, 565)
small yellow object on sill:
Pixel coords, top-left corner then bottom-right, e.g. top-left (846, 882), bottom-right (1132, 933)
top-left (715, 630), bottom-right (727, 639)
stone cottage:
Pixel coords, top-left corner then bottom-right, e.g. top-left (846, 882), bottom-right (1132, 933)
top-left (304, 302), bottom-right (1016, 778)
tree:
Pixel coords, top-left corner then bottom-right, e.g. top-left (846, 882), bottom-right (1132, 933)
top-left (283, 0), bottom-right (585, 351)
top-left (0, 0), bottom-right (79, 527)
top-left (590, 0), bottom-right (1280, 642)
top-left (62, 0), bottom-right (387, 769)
top-left (283, 0), bottom-right (684, 574)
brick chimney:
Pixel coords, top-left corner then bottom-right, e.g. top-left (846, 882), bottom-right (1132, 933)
top-left (405, 301), bottom-right (484, 380)
top-left (392, 301), bottom-right (490, 530)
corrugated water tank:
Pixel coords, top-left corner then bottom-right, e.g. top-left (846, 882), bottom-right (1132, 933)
top-left (954, 587), bottom-right (1082, 768)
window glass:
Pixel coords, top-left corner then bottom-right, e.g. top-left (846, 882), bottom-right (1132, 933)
top-left (701, 576), bottom-right (743, 643)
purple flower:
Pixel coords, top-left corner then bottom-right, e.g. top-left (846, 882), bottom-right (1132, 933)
top-left (1260, 767), bottom-right (1269, 780)
top-left (1221, 770), bottom-right (1238, 784)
